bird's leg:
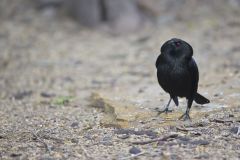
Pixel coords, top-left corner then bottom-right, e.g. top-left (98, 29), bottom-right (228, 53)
top-left (156, 98), bottom-right (172, 115)
top-left (237, 127), bottom-right (240, 136)
top-left (179, 99), bottom-right (193, 121)
top-left (179, 107), bottom-right (191, 121)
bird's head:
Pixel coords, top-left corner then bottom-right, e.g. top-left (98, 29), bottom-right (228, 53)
top-left (160, 38), bottom-right (193, 59)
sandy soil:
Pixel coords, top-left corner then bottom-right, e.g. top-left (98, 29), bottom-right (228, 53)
top-left (0, 2), bottom-right (240, 160)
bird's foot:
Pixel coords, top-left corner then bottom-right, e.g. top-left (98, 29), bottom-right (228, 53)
top-left (155, 107), bottom-right (173, 115)
top-left (179, 112), bottom-right (191, 121)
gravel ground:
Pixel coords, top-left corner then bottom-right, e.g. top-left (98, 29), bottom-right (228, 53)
top-left (0, 2), bottom-right (240, 159)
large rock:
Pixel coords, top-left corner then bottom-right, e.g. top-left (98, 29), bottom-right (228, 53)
top-left (90, 92), bottom-right (155, 128)
top-left (104, 0), bottom-right (141, 33)
top-left (65, 0), bottom-right (102, 27)
top-left (137, 0), bottom-right (163, 17)
top-left (137, 0), bottom-right (185, 16)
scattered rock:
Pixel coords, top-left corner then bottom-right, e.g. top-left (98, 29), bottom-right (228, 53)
top-left (10, 153), bottom-right (22, 157)
top-left (65, 0), bottom-right (102, 27)
top-left (104, 0), bottom-right (141, 33)
top-left (221, 131), bottom-right (230, 137)
top-left (129, 146), bottom-right (141, 154)
top-left (71, 138), bottom-right (79, 143)
top-left (90, 92), bottom-right (155, 128)
top-left (194, 154), bottom-right (209, 159)
top-left (214, 93), bottom-right (220, 97)
top-left (167, 142), bottom-right (178, 146)
top-left (177, 136), bottom-right (191, 142)
top-left (211, 119), bottom-right (233, 124)
top-left (230, 127), bottom-right (239, 134)
top-left (190, 131), bottom-right (202, 136)
top-left (117, 134), bottom-right (129, 139)
top-left (137, 0), bottom-right (163, 16)
top-left (170, 154), bottom-right (181, 160)
top-left (177, 136), bottom-right (191, 145)
top-left (13, 90), bottom-right (33, 100)
top-left (71, 122), bottom-right (79, 128)
top-left (49, 105), bottom-right (57, 109)
top-left (114, 129), bottom-right (157, 138)
top-left (41, 92), bottom-right (56, 98)
top-left (191, 140), bottom-right (209, 146)
top-left (100, 136), bottom-right (113, 146)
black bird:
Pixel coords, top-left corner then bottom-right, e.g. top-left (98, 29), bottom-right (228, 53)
top-left (155, 38), bottom-right (210, 120)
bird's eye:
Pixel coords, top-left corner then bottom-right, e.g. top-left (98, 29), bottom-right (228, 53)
top-left (175, 41), bottom-right (181, 47)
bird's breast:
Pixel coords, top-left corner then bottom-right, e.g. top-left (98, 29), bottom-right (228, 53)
top-left (157, 62), bottom-right (191, 97)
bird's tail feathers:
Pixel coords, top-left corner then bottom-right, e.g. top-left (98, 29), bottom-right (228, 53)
top-left (194, 93), bottom-right (210, 104)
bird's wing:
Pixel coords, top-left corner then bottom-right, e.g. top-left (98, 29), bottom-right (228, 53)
top-left (155, 54), bottom-right (161, 68)
top-left (188, 58), bottom-right (199, 97)
top-left (189, 58), bottom-right (210, 104)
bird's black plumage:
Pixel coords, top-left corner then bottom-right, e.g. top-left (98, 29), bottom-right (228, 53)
top-left (156, 38), bottom-right (209, 120)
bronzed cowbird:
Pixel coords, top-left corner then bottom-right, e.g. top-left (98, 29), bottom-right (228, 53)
top-left (155, 38), bottom-right (210, 120)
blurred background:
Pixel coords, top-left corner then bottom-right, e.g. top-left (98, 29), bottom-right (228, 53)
top-left (1, 0), bottom-right (240, 32)
top-left (0, 0), bottom-right (240, 159)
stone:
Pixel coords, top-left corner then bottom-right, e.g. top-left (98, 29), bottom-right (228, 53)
top-left (41, 92), bottom-right (56, 98)
top-left (117, 134), bottom-right (129, 139)
top-left (89, 92), bottom-right (155, 128)
top-left (71, 122), bottom-right (79, 128)
top-left (137, 0), bottom-right (163, 17)
top-left (71, 138), bottom-right (79, 143)
top-left (129, 146), bottom-right (141, 154)
top-left (191, 140), bottom-right (209, 146)
top-left (65, 0), bottom-right (102, 27)
top-left (13, 90), bottom-right (33, 100)
top-left (104, 0), bottom-right (141, 33)
top-left (230, 127), bottom-right (239, 134)
top-left (114, 129), bottom-right (158, 138)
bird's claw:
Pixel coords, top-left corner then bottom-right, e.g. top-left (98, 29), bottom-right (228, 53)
top-left (155, 107), bottom-right (173, 115)
top-left (179, 112), bottom-right (191, 121)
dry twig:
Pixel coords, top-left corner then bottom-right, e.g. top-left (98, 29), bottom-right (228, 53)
top-left (211, 119), bottom-right (233, 123)
top-left (176, 126), bottom-right (195, 132)
top-left (30, 131), bottom-right (52, 153)
top-left (132, 134), bottom-right (178, 145)
top-left (79, 144), bottom-right (93, 160)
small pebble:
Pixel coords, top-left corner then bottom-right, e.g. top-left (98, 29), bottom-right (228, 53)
top-left (10, 153), bottom-right (22, 157)
top-left (191, 140), bottom-right (209, 145)
top-left (129, 146), bottom-right (141, 154)
top-left (71, 122), bottom-right (79, 128)
top-left (170, 154), bottom-right (181, 160)
top-left (178, 136), bottom-right (191, 142)
top-left (41, 92), bottom-right (55, 98)
top-left (71, 138), bottom-right (79, 144)
top-left (100, 136), bottom-right (113, 146)
top-left (230, 127), bottom-right (239, 134)
top-left (190, 131), bottom-right (202, 136)
top-left (117, 134), bottom-right (129, 139)
top-left (195, 154), bottom-right (209, 159)
top-left (13, 91), bottom-right (33, 100)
